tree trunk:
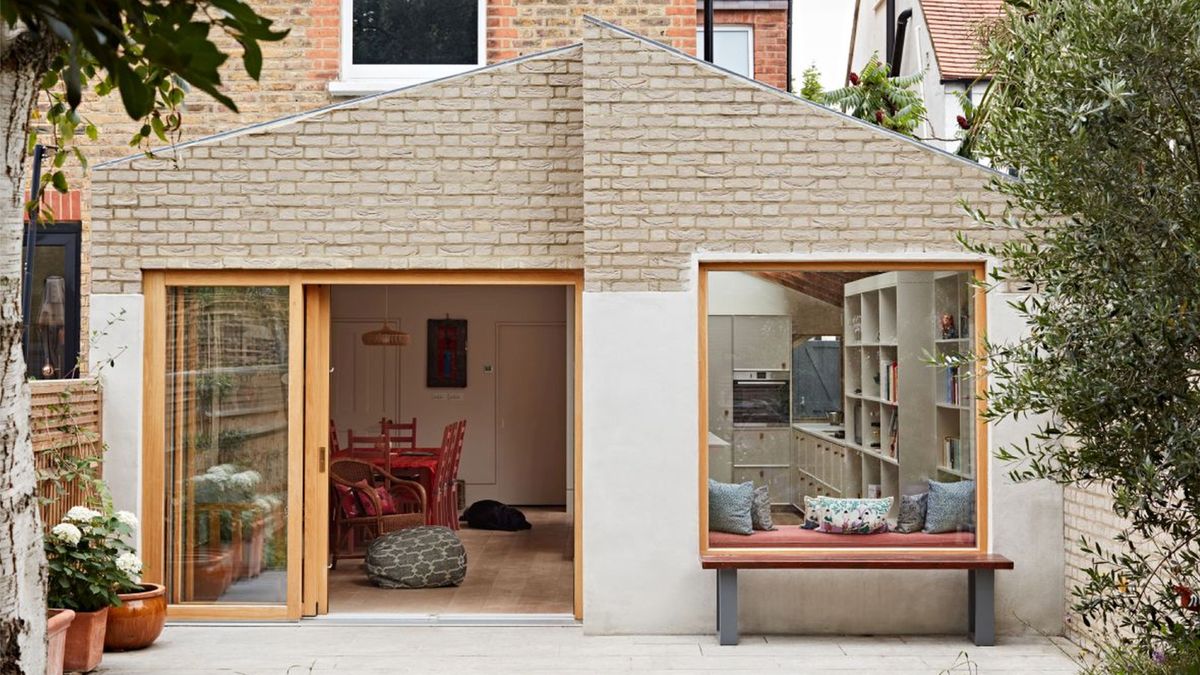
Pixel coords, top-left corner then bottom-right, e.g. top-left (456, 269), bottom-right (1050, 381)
top-left (0, 23), bottom-right (56, 675)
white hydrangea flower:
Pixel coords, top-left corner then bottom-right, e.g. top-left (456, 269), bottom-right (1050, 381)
top-left (64, 506), bottom-right (102, 522)
top-left (116, 511), bottom-right (139, 529)
top-left (116, 552), bottom-right (143, 579)
top-left (51, 523), bottom-right (82, 546)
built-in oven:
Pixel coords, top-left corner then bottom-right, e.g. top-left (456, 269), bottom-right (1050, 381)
top-left (732, 370), bottom-right (790, 427)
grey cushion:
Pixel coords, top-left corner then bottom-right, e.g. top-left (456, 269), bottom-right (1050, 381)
top-left (708, 479), bottom-right (754, 535)
top-left (365, 526), bottom-right (467, 589)
top-left (896, 492), bottom-right (928, 534)
top-left (924, 480), bottom-right (975, 534)
top-left (751, 485), bottom-right (776, 531)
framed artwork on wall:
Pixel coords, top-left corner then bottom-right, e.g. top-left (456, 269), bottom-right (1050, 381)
top-left (427, 318), bottom-right (468, 387)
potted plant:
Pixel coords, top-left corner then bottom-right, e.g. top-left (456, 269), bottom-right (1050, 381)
top-left (102, 510), bottom-right (167, 651)
top-left (46, 608), bottom-right (76, 675)
top-left (45, 506), bottom-right (137, 672)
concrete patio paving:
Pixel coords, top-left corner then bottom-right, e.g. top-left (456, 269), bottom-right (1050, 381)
top-left (97, 624), bottom-right (1083, 674)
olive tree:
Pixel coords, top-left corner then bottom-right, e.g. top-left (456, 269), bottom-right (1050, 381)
top-left (0, 3), bottom-right (284, 671)
top-left (966, 0), bottom-right (1200, 660)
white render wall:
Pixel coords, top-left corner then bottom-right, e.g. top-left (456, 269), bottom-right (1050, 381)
top-left (89, 294), bottom-right (144, 524)
top-left (581, 262), bottom-right (1063, 635)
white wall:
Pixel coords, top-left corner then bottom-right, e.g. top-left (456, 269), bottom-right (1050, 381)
top-left (707, 271), bottom-right (841, 334)
top-left (581, 270), bottom-right (1064, 635)
top-left (90, 294), bottom-right (143, 524)
top-left (330, 285), bottom-right (570, 505)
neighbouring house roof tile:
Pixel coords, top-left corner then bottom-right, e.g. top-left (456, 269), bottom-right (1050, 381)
top-left (919, 0), bottom-right (1004, 81)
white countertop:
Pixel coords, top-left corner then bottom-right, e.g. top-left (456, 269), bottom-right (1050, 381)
top-left (707, 432), bottom-right (730, 448)
top-left (792, 422), bottom-right (849, 445)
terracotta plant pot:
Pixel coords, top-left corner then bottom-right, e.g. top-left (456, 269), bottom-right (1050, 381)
top-left (46, 608), bottom-right (76, 675)
top-left (104, 584), bottom-right (167, 652)
top-left (188, 549), bottom-right (234, 601)
top-left (62, 606), bottom-right (108, 673)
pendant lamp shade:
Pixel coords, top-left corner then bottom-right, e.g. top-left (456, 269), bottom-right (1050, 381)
top-left (362, 322), bottom-right (409, 347)
top-left (362, 286), bottom-right (408, 346)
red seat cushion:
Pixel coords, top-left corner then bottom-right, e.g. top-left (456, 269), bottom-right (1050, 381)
top-left (708, 526), bottom-right (976, 549)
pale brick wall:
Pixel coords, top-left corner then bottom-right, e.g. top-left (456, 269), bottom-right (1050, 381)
top-left (580, 19), bottom-right (1009, 292)
top-left (89, 48), bottom-right (584, 294)
top-left (1063, 483), bottom-right (1130, 651)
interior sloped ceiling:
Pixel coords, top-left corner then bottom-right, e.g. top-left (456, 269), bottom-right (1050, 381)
top-left (754, 271), bottom-right (872, 309)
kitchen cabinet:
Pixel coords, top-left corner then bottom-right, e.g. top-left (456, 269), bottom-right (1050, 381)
top-left (732, 428), bottom-right (790, 465)
top-left (708, 315), bottom-right (734, 442)
top-left (732, 466), bottom-right (791, 506)
top-left (733, 315), bottom-right (791, 371)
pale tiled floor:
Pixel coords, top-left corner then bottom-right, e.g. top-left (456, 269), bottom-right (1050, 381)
top-left (98, 626), bottom-right (1083, 674)
top-left (327, 507), bottom-right (573, 614)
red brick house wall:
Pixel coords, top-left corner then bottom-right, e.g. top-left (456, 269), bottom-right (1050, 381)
top-left (698, 5), bottom-right (790, 90)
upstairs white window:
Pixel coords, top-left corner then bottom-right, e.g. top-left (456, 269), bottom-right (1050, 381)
top-left (695, 26), bottom-right (754, 79)
top-left (334, 0), bottom-right (486, 95)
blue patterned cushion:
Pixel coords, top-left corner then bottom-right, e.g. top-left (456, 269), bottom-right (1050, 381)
top-left (895, 492), bottom-right (928, 534)
top-left (924, 480), bottom-right (975, 533)
top-left (809, 496), bottom-right (892, 534)
top-left (708, 480), bottom-right (754, 535)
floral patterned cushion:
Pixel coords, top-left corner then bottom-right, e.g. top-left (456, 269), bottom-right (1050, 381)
top-left (924, 480), bottom-right (975, 533)
top-left (807, 496), bottom-right (893, 534)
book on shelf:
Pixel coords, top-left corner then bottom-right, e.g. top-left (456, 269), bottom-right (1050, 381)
top-left (880, 360), bottom-right (899, 403)
top-left (943, 436), bottom-right (962, 471)
top-left (887, 411), bottom-right (899, 459)
top-left (945, 366), bottom-right (959, 405)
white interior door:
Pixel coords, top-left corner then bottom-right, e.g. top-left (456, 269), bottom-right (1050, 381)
top-left (496, 323), bottom-right (567, 505)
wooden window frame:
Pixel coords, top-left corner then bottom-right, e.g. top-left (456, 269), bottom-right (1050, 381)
top-left (698, 260), bottom-right (990, 557)
top-left (142, 269), bottom-right (584, 620)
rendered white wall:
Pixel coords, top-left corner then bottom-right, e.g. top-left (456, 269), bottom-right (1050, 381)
top-left (89, 294), bottom-right (143, 524)
top-left (581, 277), bottom-right (1064, 635)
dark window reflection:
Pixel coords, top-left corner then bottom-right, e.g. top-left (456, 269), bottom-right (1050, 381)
top-left (23, 223), bottom-right (80, 379)
top-left (353, 0), bottom-right (478, 66)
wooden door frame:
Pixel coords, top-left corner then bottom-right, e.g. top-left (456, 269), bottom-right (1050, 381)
top-left (698, 261), bottom-right (989, 558)
top-left (142, 269), bottom-right (584, 621)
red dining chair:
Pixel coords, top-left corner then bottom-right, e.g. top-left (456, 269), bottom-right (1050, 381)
top-left (329, 420), bottom-right (341, 455)
top-left (431, 420), bottom-right (466, 529)
top-left (345, 429), bottom-right (391, 472)
top-left (379, 417), bottom-right (417, 452)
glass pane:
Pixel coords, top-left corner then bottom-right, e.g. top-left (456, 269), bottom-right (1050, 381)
top-left (706, 270), bottom-right (978, 550)
top-left (25, 245), bottom-right (69, 378)
top-left (165, 287), bottom-right (290, 604)
top-left (696, 28), bottom-right (752, 78)
top-left (353, 0), bottom-right (479, 66)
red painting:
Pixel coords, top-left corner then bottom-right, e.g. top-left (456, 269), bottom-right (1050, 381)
top-left (427, 319), bottom-right (467, 387)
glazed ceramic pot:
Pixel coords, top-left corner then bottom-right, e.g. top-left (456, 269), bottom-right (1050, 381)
top-left (188, 549), bottom-right (234, 601)
top-left (104, 584), bottom-right (166, 651)
top-left (46, 608), bottom-right (76, 675)
top-left (62, 606), bottom-right (108, 672)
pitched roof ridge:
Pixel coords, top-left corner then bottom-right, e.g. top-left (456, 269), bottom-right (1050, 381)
top-left (95, 43), bottom-right (583, 170)
top-left (581, 14), bottom-right (1007, 179)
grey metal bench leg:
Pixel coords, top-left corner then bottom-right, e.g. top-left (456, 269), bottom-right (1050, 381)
top-left (968, 569), bottom-right (995, 646)
top-left (717, 568), bottom-right (739, 645)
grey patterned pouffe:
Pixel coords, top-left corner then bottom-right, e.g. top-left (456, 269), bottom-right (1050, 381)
top-left (365, 526), bottom-right (467, 589)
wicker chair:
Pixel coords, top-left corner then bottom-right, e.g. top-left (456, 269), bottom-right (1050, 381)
top-left (329, 459), bottom-right (426, 569)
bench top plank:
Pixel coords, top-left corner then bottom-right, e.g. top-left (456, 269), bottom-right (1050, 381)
top-left (701, 553), bottom-right (1014, 570)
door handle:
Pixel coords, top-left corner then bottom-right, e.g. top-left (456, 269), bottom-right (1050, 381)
top-left (319, 446), bottom-right (326, 473)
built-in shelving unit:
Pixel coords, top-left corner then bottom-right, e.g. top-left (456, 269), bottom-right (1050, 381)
top-left (933, 272), bottom-right (976, 480)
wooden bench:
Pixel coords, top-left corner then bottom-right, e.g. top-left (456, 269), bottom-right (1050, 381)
top-left (701, 552), bottom-right (1014, 646)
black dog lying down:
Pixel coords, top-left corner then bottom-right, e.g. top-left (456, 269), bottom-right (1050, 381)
top-left (460, 500), bottom-right (532, 531)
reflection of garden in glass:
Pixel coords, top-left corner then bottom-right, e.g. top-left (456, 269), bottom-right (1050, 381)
top-left (165, 287), bottom-right (289, 604)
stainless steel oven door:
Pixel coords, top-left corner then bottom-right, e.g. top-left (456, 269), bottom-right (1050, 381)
top-left (732, 380), bottom-right (790, 426)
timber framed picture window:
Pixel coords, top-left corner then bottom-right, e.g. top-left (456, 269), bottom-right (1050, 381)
top-left (700, 262), bottom-right (989, 554)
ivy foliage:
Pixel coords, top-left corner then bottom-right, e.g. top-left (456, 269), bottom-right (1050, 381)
top-left (962, 0), bottom-right (1200, 659)
top-left (822, 54), bottom-right (926, 136)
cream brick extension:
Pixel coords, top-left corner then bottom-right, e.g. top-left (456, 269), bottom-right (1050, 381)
top-left (89, 17), bottom-right (1077, 637)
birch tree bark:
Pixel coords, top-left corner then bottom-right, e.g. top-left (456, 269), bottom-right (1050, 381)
top-left (0, 22), bottom-right (57, 675)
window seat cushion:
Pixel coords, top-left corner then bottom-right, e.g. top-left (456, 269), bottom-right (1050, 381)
top-left (709, 526), bottom-right (976, 549)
